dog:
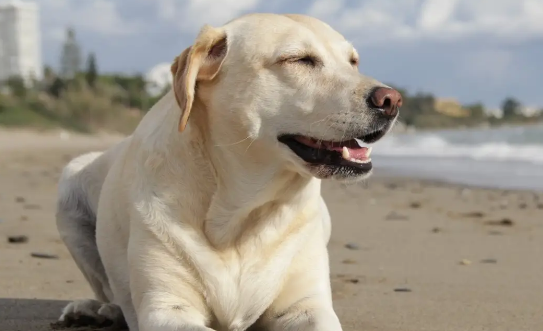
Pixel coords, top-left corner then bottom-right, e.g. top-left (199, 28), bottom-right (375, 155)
top-left (56, 13), bottom-right (401, 331)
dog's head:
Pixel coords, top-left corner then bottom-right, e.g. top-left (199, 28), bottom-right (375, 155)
top-left (171, 13), bottom-right (401, 182)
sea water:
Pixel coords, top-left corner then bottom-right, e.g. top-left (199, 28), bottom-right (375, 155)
top-left (371, 124), bottom-right (543, 192)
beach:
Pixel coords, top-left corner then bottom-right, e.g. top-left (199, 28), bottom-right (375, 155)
top-left (1, 129), bottom-right (542, 331)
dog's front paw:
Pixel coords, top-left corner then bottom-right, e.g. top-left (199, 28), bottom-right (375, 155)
top-left (54, 299), bottom-right (127, 329)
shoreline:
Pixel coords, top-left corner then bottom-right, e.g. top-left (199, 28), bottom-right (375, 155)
top-left (374, 168), bottom-right (543, 194)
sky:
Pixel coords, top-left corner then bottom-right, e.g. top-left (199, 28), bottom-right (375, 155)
top-left (36, 0), bottom-right (543, 109)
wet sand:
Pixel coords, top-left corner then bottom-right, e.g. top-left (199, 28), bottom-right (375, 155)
top-left (1, 129), bottom-right (542, 331)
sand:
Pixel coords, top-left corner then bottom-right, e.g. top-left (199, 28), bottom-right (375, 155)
top-left (1, 129), bottom-right (542, 331)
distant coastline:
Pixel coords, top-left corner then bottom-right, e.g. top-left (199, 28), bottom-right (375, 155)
top-left (1, 71), bottom-right (542, 134)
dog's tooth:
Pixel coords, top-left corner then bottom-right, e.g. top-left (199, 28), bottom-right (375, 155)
top-left (342, 146), bottom-right (350, 160)
top-left (349, 158), bottom-right (371, 164)
top-left (367, 146), bottom-right (373, 156)
top-left (349, 157), bottom-right (371, 164)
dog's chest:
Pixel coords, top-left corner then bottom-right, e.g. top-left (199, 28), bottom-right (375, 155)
top-left (201, 223), bottom-right (314, 331)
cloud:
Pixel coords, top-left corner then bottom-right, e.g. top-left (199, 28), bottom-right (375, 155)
top-left (144, 0), bottom-right (262, 33)
top-left (38, 0), bottom-right (263, 69)
top-left (39, 0), bottom-right (143, 38)
top-left (418, 0), bottom-right (458, 31)
top-left (458, 49), bottom-right (513, 86)
top-left (145, 62), bottom-right (172, 96)
top-left (36, 0), bottom-right (268, 80)
top-left (309, 0), bottom-right (543, 46)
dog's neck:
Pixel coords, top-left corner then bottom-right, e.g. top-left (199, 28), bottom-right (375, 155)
top-left (134, 91), bottom-right (322, 248)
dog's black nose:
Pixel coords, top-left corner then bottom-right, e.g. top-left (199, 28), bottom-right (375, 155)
top-left (369, 87), bottom-right (402, 117)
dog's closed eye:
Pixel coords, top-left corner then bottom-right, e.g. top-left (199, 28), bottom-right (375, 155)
top-left (295, 56), bottom-right (318, 67)
top-left (279, 54), bottom-right (320, 67)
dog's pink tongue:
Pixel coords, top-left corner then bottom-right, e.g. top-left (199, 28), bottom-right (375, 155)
top-left (347, 147), bottom-right (370, 161)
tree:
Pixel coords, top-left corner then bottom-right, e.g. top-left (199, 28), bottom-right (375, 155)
top-left (501, 97), bottom-right (521, 119)
top-left (85, 52), bottom-right (98, 88)
top-left (399, 91), bottom-right (436, 126)
top-left (0, 94), bottom-right (6, 113)
top-left (43, 65), bottom-right (55, 82)
top-left (47, 77), bottom-right (66, 98)
top-left (465, 102), bottom-right (486, 120)
top-left (60, 27), bottom-right (82, 79)
top-left (5, 76), bottom-right (27, 98)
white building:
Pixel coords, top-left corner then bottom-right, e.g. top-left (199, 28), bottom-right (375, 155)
top-left (0, 0), bottom-right (42, 84)
top-left (520, 106), bottom-right (542, 117)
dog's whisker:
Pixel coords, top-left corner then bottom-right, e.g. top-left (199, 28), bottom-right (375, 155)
top-left (319, 116), bottom-right (334, 142)
top-left (309, 115), bottom-right (333, 141)
top-left (244, 137), bottom-right (257, 154)
top-left (214, 135), bottom-right (252, 147)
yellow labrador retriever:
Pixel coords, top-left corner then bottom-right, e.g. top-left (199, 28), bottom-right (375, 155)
top-left (56, 13), bottom-right (401, 331)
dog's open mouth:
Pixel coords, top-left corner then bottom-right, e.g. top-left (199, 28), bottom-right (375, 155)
top-left (278, 127), bottom-right (388, 173)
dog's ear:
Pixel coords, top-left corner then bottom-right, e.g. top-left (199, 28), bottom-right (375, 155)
top-left (171, 25), bottom-right (228, 132)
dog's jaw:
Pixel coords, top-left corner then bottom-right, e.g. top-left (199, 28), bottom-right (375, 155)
top-left (277, 120), bottom-right (394, 181)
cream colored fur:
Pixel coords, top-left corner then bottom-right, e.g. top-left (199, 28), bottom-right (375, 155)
top-left (56, 13), bottom-right (395, 331)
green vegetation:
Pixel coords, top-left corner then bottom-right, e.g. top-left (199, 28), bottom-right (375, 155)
top-left (0, 28), bottom-right (541, 133)
top-left (0, 28), bottom-right (168, 133)
top-left (85, 52), bottom-right (98, 89)
top-left (0, 67), bottom-right (168, 133)
top-left (389, 85), bottom-right (543, 130)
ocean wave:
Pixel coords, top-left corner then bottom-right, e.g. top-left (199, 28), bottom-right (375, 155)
top-left (373, 134), bottom-right (543, 164)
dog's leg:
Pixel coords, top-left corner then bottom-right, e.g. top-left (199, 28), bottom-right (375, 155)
top-left (95, 218), bottom-right (140, 331)
top-left (105, 271), bottom-right (139, 331)
top-left (126, 234), bottom-right (215, 331)
top-left (262, 243), bottom-right (342, 331)
top-left (95, 209), bottom-right (197, 331)
top-left (57, 155), bottom-right (112, 302)
top-left (57, 207), bottom-right (111, 301)
top-left (133, 278), bottom-right (216, 331)
top-left (265, 301), bottom-right (342, 331)
top-left (133, 273), bottom-right (216, 331)
top-left (56, 210), bottom-right (126, 328)
top-left (56, 161), bottom-right (124, 327)
top-left (105, 279), bottom-right (212, 331)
